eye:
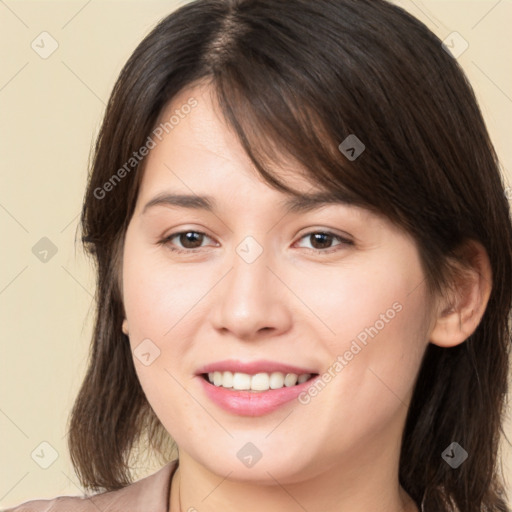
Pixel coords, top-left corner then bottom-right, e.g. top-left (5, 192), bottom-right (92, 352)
top-left (158, 230), bottom-right (215, 253)
top-left (158, 229), bottom-right (353, 255)
top-left (295, 231), bottom-right (353, 253)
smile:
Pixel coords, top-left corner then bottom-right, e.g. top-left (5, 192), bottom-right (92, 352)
top-left (197, 372), bottom-right (320, 416)
top-left (203, 371), bottom-right (315, 391)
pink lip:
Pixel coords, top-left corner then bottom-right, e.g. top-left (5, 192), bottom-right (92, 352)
top-left (196, 359), bottom-right (317, 376)
top-left (195, 359), bottom-right (320, 417)
top-left (197, 374), bottom-right (320, 416)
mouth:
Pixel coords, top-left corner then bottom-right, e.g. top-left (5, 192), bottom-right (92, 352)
top-left (194, 360), bottom-right (321, 416)
top-left (199, 371), bottom-right (319, 392)
top-left (196, 371), bottom-right (320, 417)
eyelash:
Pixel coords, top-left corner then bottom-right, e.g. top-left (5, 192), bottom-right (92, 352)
top-left (157, 230), bottom-right (354, 255)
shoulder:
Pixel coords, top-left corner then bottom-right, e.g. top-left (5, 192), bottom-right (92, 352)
top-left (1, 460), bottom-right (178, 512)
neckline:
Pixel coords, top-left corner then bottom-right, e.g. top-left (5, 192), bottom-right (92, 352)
top-left (167, 459), bottom-right (180, 512)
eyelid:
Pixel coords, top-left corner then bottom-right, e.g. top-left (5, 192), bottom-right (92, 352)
top-left (158, 229), bottom-right (217, 253)
top-left (158, 227), bottom-right (354, 255)
top-left (295, 226), bottom-right (354, 243)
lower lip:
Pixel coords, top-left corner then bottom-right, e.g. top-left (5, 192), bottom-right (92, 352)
top-left (197, 375), bottom-right (320, 416)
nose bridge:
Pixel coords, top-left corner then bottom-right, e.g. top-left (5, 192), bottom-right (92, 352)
top-left (211, 234), bottom-right (291, 338)
top-left (232, 235), bottom-right (271, 297)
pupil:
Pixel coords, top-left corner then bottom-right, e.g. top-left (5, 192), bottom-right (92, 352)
top-left (312, 233), bottom-right (332, 249)
top-left (181, 232), bottom-right (202, 248)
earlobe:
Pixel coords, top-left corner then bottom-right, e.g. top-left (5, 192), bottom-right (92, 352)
top-left (429, 240), bottom-right (492, 348)
top-left (122, 318), bottom-right (129, 335)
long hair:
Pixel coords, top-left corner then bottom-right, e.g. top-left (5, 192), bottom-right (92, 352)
top-left (69, 1), bottom-right (512, 510)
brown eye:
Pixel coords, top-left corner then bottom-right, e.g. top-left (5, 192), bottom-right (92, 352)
top-left (160, 230), bottom-right (213, 253)
top-left (176, 231), bottom-right (205, 249)
top-left (296, 231), bottom-right (353, 253)
top-left (309, 233), bottom-right (335, 249)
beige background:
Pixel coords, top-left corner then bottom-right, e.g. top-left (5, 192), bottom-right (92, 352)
top-left (1, 0), bottom-right (511, 508)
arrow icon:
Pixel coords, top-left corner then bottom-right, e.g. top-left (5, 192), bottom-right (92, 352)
top-left (134, 339), bottom-right (161, 366)
top-left (32, 237), bottom-right (58, 262)
top-left (441, 32), bottom-right (468, 59)
top-left (339, 134), bottom-right (365, 161)
top-left (236, 236), bottom-right (263, 263)
top-left (237, 441), bottom-right (263, 467)
top-left (31, 31), bottom-right (59, 59)
top-left (31, 441), bottom-right (59, 468)
top-left (441, 442), bottom-right (468, 468)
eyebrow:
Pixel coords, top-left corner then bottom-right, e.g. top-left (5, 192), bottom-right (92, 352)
top-left (141, 191), bottom-right (355, 216)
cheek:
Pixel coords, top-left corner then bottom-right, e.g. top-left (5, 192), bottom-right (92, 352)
top-left (122, 239), bottom-right (207, 337)
top-left (121, 236), bottom-right (216, 399)
top-left (306, 253), bottom-right (429, 423)
top-left (121, 239), bottom-right (204, 432)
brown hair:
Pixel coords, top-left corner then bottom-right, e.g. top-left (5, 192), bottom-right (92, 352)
top-left (69, 0), bottom-right (512, 510)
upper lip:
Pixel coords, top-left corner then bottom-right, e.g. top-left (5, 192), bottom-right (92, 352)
top-left (196, 359), bottom-right (318, 376)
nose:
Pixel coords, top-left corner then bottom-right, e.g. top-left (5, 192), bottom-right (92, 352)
top-left (210, 242), bottom-right (293, 341)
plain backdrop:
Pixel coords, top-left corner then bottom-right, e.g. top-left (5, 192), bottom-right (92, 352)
top-left (1, 0), bottom-right (511, 508)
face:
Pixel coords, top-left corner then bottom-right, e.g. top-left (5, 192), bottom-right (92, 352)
top-left (122, 83), bottom-right (434, 484)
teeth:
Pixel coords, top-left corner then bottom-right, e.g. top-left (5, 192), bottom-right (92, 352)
top-left (206, 371), bottom-right (312, 391)
top-left (297, 373), bottom-right (310, 384)
top-left (233, 372), bottom-right (251, 390)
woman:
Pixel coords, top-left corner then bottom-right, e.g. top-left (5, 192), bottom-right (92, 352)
top-left (4, 0), bottom-right (511, 511)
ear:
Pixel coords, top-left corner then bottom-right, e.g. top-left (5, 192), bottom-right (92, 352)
top-left (122, 318), bottom-right (129, 335)
top-left (429, 240), bottom-right (492, 348)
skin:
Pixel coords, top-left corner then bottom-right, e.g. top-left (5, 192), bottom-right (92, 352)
top-left (121, 82), bottom-right (492, 512)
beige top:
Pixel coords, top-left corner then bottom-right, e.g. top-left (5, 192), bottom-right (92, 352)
top-left (1, 460), bottom-right (178, 512)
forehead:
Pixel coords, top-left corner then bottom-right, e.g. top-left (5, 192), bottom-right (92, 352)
top-left (154, 82), bottom-right (250, 168)
top-left (140, 84), bottom-right (332, 199)
top-left (136, 82), bottom-right (377, 227)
